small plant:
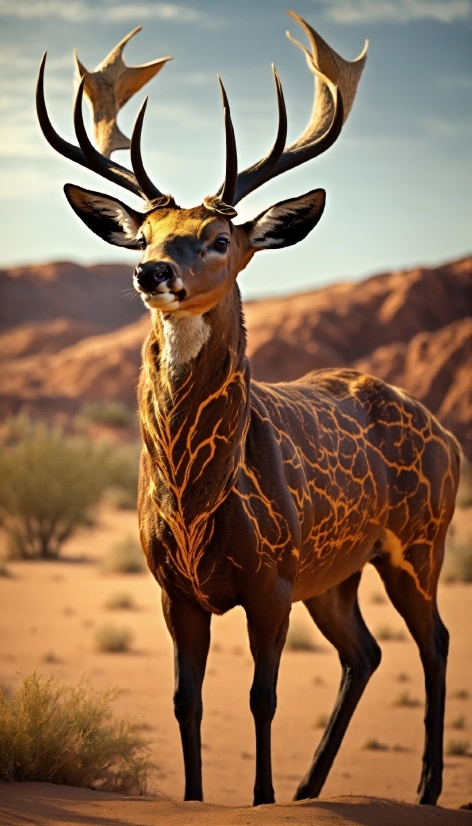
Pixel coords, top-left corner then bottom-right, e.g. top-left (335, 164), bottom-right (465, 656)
top-left (397, 672), bottom-right (409, 682)
top-left (362, 737), bottom-right (387, 751)
top-left (446, 738), bottom-right (470, 756)
top-left (442, 534), bottom-right (472, 583)
top-left (94, 623), bottom-right (134, 653)
top-left (393, 690), bottom-right (420, 708)
top-left (102, 442), bottom-right (141, 511)
top-left (76, 402), bottom-right (137, 430)
top-left (375, 624), bottom-right (406, 642)
top-left (0, 671), bottom-right (153, 790)
top-left (103, 537), bottom-right (146, 575)
top-left (370, 591), bottom-right (386, 605)
top-left (0, 424), bottom-right (110, 559)
top-left (285, 622), bottom-right (317, 652)
top-left (105, 591), bottom-right (136, 611)
top-left (0, 561), bottom-right (11, 577)
top-left (314, 712), bottom-right (329, 729)
top-left (450, 689), bottom-right (470, 700)
top-left (450, 715), bottom-right (466, 730)
top-left (42, 652), bottom-right (60, 664)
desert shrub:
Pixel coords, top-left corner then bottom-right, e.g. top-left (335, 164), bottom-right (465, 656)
top-left (314, 713), bottom-right (329, 729)
top-left (102, 442), bottom-right (141, 510)
top-left (370, 591), bottom-right (387, 604)
top-left (375, 624), bottom-right (406, 642)
top-left (393, 690), bottom-right (420, 707)
top-left (105, 591), bottom-right (136, 610)
top-left (0, 671), bottom-right (152, 791)
top-left (0, 424), bottom-right (110, 559)
top-left (446, 738), bottom-right (470, 756)
top-left (0, 560), bottom-right (11, 577)
top-left (94, 623), bottom-right (134, 653)
top-left (450, 715), bottom-right (466, 730)
top-left (450, 689), bottom-right (470, 700)
top-left (457, 461), bottom-right (472, 508)
top-left (285, 622), bottom-right (316, 652)
top-left (103, 536), bottom-right (146, 574)
top-left (442, 534), bottom-right (472, 583)
top-left (362, 737), bottom-right (387, 751)
top-left (76, 402), bottom-right (137, 430)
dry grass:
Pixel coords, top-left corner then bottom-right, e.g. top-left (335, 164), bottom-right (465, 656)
top-left (285, 622), bottom-right (317, 652)
top-left (375, 624), bottom-right (406, 642)
top-left (105, 591), bottom-right (136, 610)
top-left (102, 537), bottom-right (146, 575)
top-left (0, 671), bottom-right (153, 791)
top-left (450, 715), bottom-right (466, 730)
top-left (446, 738), bottom-right (470, 756)
top-left (393, 690), bottom-right (420, 708)
top-left (362, 737), bottom-right (388, 751)
top-left (94, 624), bottom-right (134, 653)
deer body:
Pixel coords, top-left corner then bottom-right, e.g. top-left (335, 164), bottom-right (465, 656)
top-left (37, 10), bottom-right (460, 807)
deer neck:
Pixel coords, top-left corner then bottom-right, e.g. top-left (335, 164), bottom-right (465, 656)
top-left (140, 284), bottom-right (250, 531)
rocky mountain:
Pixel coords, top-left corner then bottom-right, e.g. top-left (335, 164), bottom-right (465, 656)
top-left (0, 256), bottom-right (470, 456)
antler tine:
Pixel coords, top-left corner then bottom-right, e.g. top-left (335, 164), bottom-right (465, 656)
top-left (228, 11), bottom-right (367, 206)
top-left (73, 75), bottom-right (147, 199)
top-left (229, 65), bottom-right (287, 206)
top-left (217, 77), bottom-right (238, 207)
top-left (73, 27), bottom-right (172, 158)
top-left (130, 97), bottom-right (170, 204)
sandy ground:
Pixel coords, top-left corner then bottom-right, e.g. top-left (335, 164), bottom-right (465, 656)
top-left (0, 506), bottom-right (471, 823)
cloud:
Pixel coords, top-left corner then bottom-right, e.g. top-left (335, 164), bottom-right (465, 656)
top-left (0, 0), bottom-right (220, 26)
top-left (317, 0), bottom-right (471, 24)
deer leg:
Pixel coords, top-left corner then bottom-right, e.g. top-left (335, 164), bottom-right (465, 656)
top-left (294, 571), bottom-right (381, 801)
top-left (246, 577), bottom-right (292, 806)
top-left (161, 589), bottom-right (211, 801)
top-left (373, 551), bottom-right (448, 805)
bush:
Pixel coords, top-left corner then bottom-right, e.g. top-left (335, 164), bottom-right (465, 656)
top-left (105, 591), bottom-right (136, 610)
top-left (375, 624), bottom-right (406, 642)
top-left (285, 622), bottom-right (317, 652)
top-left (94, 623), bottom-right (134, 653)
top-left (102, 442), bottom-right (141, 511)
top-left (76, 402), bottom-right (137, 430)
top-left (393, 691), bottom-right (420, 707)
top-left (0, 671), bottom-right (153, 791)
top-left (446, 738), bottom-right (470, 756)
top-left (103, 537), bottom-right (146, 574)
top-left (442, 534), bottom-right (472, 583)
top-left (0, 424), bottom-right (110, 559)
top-left (362, 737), bottom-right (387, 751)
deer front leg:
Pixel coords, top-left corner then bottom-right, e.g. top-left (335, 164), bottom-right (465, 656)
top-left (246, 577), bottom-right (292, 806)
top-left (161, 589), bottom-right (211, 801)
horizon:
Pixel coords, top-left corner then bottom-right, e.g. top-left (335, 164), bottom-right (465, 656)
top-left (0, 0), bottom-right (471, 300)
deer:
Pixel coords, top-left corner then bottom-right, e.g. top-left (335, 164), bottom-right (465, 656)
top-left (37, 10), bottom-right (460, 808)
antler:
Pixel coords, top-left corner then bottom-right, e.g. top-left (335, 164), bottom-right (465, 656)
top-left (73, 27), bottom-right (172, 158)
top-left (36, 53), bottom-right (171, 205)
top-left (214, 10), bottom-right (368, 207)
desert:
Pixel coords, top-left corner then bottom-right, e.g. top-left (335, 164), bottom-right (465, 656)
top-left (1, 256), bottom-right (471, 825)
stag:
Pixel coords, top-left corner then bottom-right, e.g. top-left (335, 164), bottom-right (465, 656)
top-left (37, 11), bottom-right (460, 807)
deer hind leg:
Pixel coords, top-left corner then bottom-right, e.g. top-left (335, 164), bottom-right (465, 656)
top-left (161, 589), bottom-right (211, 801)
top-left (373, 543), bottom-right (449, 805)
top-left (294, 570), bottom-right (381, 801)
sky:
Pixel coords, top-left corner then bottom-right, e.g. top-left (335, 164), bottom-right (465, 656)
top-left (0, 0), bottom-right (471, 299)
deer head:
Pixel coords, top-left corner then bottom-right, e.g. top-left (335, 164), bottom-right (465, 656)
top-left (37, 11), bottom-right (367, 319)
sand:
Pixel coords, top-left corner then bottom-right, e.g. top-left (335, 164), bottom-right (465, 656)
top-left (0, 505), bottom-right (471, 824)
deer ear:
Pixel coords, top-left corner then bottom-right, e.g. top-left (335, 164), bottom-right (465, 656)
top-left (64, 184), bottom-right (145, 249)
top-left (244, 189), bottom-right (326, 250)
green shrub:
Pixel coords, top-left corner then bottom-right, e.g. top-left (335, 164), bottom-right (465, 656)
top-left (94, 624), bottom-right (134, 653)
top-left (105, 591), bottom-right (136, 610)
top-left (393, 690), bottom-right (420, 707)
top-left (102, 442), bottom-right (141, 511)
top-left (0, 425), bottom-right (110, 559)
top-left (76, 402), bottom-right (137, 430)
top-left (103, 537), bottom-right (146, 574)
top-left (442, 534), bottom-right (472, 583)
top-left (446, 738), bottom-right (470, 756)
top-left (375, 624), bottom-right (406, 642)
top-left (0, 671), bottom-right (153, 791)
top-left (285, 622), bottom-right (317, 652)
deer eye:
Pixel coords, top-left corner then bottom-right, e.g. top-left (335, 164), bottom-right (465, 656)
top-left (137, 235), bottom-right (147, 251)
top-left (213, 236), bottom-right (229, 253)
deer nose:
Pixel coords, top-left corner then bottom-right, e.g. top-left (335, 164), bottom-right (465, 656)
top-left (134, 262), bottom-right (174, 292)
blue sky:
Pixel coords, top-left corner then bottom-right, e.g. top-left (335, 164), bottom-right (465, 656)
top-left (0, 0), bottom-right (471, 299)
